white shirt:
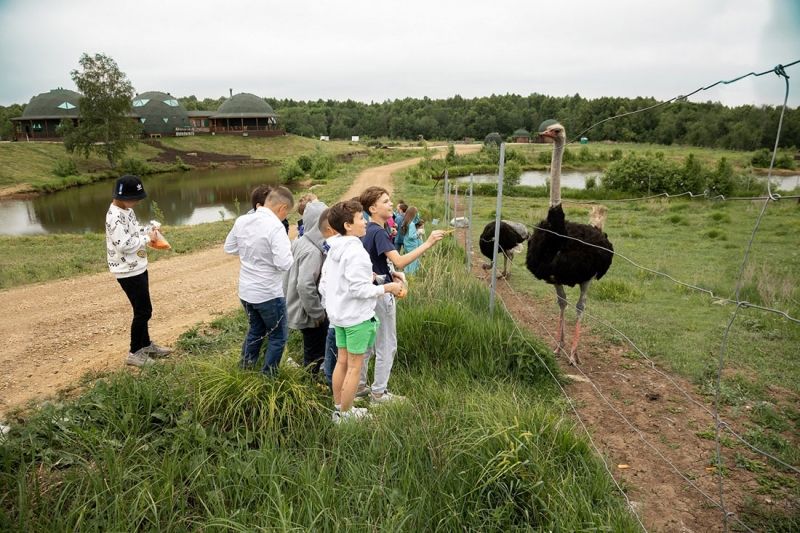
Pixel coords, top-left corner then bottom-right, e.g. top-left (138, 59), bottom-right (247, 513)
top-left (224, 206), bottom-right (293, 303)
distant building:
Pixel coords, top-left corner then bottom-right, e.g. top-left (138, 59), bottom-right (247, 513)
top-left (12, 88), bottom-right (81, 141)
top-left (187, 110), bottom-right (213, 133)
top-left (512, 128), bottom-right (530, 143)
top-left (209, 93), bottom-right (283, 136)
top-left (131, 91), bottom-right (192, 137)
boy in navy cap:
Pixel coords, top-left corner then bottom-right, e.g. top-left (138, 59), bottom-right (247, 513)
top-left (106, 175), bottom-right (173, 367)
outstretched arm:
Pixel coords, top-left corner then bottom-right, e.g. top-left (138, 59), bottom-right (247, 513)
top-left (385, 230), bottom-right (445, 269)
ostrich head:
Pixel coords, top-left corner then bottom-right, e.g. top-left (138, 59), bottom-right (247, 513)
top-left (589, 204), bottom-right (608, 231)
top-left (538, 121), bottom-right (566, 207)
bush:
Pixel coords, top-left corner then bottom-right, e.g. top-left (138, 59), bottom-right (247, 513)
top-left (503, 160), bottom-right (522, 188)
top-left (52, 158), bottom-right (78, 177)
top-left (296, 154), bottom-right (313, 172)
top-left (280, 158), bottom-right (305, 183)
top-left (484, 132), bottom-right (502, 147)
top-left (751, 148), bottom-right (771, 168)
top-left (118, 157), bottom-right (151, 176)
top-left (310, 151), bottom-right (335, 180)
top-left (602, 152), bottom-right (682, 193)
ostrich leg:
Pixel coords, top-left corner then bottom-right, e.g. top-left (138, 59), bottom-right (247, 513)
top-left (554, 284), bottom-right (568, 356)
top-left (568, 280), bottom-right (592, 365)
top-left (500, 253), bottom-right (509, 278)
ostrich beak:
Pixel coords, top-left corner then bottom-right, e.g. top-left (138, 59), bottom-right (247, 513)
top-left (539, 130), bottom-right (555, 139)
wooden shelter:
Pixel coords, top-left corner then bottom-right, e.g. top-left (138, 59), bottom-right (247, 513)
top-left (209, 93), bottom-right (283, 136)
top-left (12, 88), bottom-right (81, 141)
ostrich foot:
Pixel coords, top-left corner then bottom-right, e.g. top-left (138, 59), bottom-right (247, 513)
top-left (553, 342), bottom-right (565, 357)
top-left (567, 349), bottom-right (581, 366)
top-left (481, 262), bottom-right (492, 270)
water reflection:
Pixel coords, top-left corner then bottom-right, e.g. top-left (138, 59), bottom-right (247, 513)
top-left (0, 166), bottom-right (283, 235)
top-left (457, 170), bottom-right (800, 193)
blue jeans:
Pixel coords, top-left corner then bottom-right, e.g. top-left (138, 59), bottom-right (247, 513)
top-left (240, 297), bottom-right (288, 374)
top-left (322, 327), bottom-right (337, 387)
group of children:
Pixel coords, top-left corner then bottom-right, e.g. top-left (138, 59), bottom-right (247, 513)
top-left (106, 174), bottom-right (445, 423)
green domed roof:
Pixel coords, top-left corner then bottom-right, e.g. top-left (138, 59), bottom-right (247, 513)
top-left (512, 128), bottom-right (530, 137)
top-left (21, 88), bottom-right (82, 119)
top-left (132, 91), bottom-right (190, 135)
top-left (212, 93), bottom-right (276, 118)
top-left (537, 119), bottom-right (559, 133)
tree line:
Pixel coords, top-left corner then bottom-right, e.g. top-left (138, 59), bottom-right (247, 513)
top-left (3, 91), bottom-right (799, 151)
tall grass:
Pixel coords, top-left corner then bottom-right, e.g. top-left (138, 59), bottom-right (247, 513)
top-left (0, 241), bottom-right (640, 531)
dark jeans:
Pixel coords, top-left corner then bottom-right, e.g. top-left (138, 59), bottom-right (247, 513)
top-left (301, 320), bottom-right (329, 375)
top-left (117, 271), bottom-right (152, 354)
top-left (241, 297), bottom-right (288, 374)
top-left (322, 327), bottom-right (337, 387)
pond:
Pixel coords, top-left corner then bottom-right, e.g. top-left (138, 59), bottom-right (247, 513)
top-left (455, 170), bottom-right (800, 193)
top-left (0, 166), bottom-right (285, 235)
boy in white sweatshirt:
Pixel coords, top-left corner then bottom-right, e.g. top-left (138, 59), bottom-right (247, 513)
top-left (320, 200), bottom-right (403, 423)
top-left (106, 175), bottom-right (173, 368)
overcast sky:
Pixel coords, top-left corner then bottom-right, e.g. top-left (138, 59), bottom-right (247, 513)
top-left (1, 0), bottom-right (798, 108)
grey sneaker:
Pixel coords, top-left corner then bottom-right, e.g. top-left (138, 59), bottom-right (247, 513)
top-left (142, 343), bottom-right (172, 358)
top-left (126, 350), bottom-right (155, 367)
top-left (371, 390), bottom-right (406, 404)
top-left (355, 385), bottom-right (371, 398)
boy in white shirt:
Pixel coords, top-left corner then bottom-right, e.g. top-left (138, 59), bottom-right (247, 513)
top-left (224, 185), bottom-right (294, 375)
top-left (320, 200), bottom-right (402, 423)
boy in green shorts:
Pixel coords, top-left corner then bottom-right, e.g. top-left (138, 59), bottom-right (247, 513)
top-left (319, 200), bottom-right (403, 423)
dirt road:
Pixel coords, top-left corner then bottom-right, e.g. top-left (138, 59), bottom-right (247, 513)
top-left (0, 145), bottom-right (479, 417)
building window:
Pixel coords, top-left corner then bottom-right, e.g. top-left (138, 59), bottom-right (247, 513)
top-left (57, 101), bottom-right (76, 110)
top-left (32, 123), bottom-right (42, 131)
top-left (132, 99), bottom-right (150, 107)
top-left (140, 118), bottom-right (147, 123)
top-left (163, 99), bottom-right (179, 107)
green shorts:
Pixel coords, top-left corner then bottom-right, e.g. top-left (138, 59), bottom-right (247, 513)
top-left (335, 317), bottom-right (380, 355)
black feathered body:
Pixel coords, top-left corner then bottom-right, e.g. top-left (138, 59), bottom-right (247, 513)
top-left (526, 205), bottom-right (613, 287)
top-left (480, 221), bottom-right (529, 260)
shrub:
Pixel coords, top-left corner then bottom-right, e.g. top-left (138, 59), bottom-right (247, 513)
top-left (503, 160), bottom-right (522, 188)
top-left (52, 158), bottom-right (78, 177)
top-left (296, 154), bottom-right (313, 172)
top-left (751, 148), bottom-right (771, 168)
top-left (706, 157), bottom-right (735, 197)
top-left (118, 157), bottom-right (151, 176)
top-left (280, 158), bottom-right (305, 182)
top-left (484, 132), bottom-right (502, 147)
top-left (310, 151), bottom-right (335, 180)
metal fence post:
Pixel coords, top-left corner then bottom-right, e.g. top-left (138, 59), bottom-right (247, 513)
top-left (466, 173), bottom-right (474, 272)
top-left (444, 169), bottom-right (450, 226)
top-left (489, 144), bottom-right (506, 314)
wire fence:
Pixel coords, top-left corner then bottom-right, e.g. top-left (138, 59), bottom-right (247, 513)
top-left (446, 59), bottom-right (800, 532)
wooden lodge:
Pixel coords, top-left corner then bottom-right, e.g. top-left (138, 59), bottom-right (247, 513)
top-left (11, 88), bottom-right (81, 141)
top-left (207, 93), bottom-right (283, 137)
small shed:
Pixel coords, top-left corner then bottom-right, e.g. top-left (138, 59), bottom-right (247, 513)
top-left (512, 128), bottom-right (530, 143)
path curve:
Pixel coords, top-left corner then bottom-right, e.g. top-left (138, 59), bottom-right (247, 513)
top-left (0, 144), bottom-right (479, 416)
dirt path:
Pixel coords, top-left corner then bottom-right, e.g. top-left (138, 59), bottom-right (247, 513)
top-left (0, 145), bottom-right (479, 417)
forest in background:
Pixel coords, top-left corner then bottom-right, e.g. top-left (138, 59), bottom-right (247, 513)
top-left (2, 92), bottom-right (799, 150)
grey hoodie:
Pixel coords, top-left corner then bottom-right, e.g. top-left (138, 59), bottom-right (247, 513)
top-left (284, 201), bottom-right (328, 329)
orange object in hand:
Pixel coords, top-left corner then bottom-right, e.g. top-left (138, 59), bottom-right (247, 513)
top-left (148, 229), bottom-right (172, 250)
top-left (397, 281), bottom-right (409, 299)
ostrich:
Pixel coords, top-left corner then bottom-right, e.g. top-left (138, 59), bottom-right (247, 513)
top-left (526, 122), bottom-right (613, 365)
top-left (479, 221), bottom-right (529, 278)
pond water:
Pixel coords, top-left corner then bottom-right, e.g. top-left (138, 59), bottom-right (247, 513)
top-left (0, 166), bottom-right (284, 235)
top-left (455, 170), bottom-right (800, 193)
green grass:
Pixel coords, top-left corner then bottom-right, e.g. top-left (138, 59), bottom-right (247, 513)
top-left (0, 243), bottom-right (640, 531)
top-left (159, 134), bottom-right (360, 162)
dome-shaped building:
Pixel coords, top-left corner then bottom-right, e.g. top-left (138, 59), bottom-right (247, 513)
top-left (131, 91), bottom-right (191, 137)
top-left (12, 88), bottom-right (82, 141)
top-left (209, 92), bottom-right (282, 136)
top-left (512, 128), bottom-right (531, 143)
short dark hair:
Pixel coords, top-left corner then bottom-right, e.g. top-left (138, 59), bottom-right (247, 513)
top-left (318, 208), bottom-right (331, 232)
top-left (397, 202), bottom-right (408, 213)
top-left (358, 186), bottom-right (389, 214)
top-left (250, 185), bottom-right (272, 210)
top-left (328, 200), bottom-right (363, 235)
top-left (266, 186), bottom-right (295, 208)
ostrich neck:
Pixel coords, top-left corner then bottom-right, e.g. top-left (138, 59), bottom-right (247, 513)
top-left (549, 141), bottom-right (564, 207)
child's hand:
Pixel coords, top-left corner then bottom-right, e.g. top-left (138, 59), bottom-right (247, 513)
top-left (391, 271), bottom-right (406, 283)
top-left (383, 282), bottom-right (402, 296)
top-left (426, 230), bottom-right (445, 245)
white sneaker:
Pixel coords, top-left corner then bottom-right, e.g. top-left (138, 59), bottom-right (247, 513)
top-left (370, 390), bottom-right (406, 404)
top-left (284, 357), bottom-right (301, 368)
top-left (333, 407), bottom-right (372, 424)
top-left (126, 350), bottom-right (155, 367)
top-left (142, 342), bottom-right (172, 358)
